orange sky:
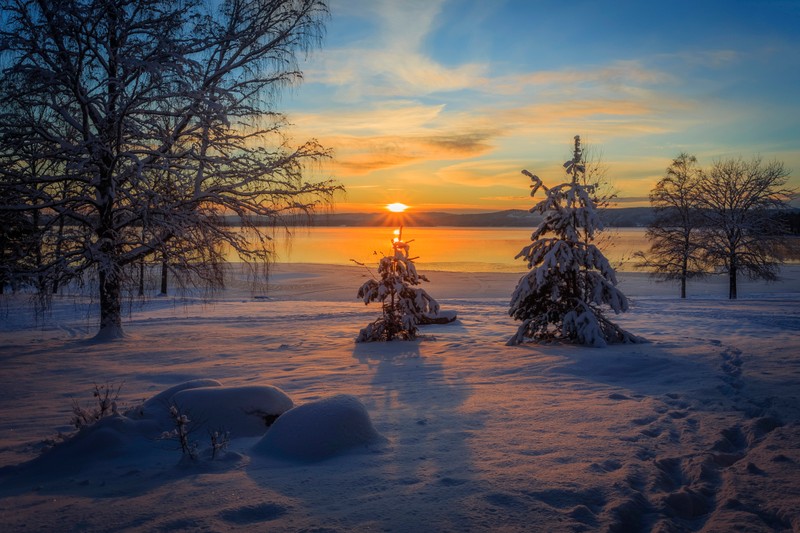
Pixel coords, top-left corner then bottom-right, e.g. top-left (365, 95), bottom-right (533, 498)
top-left (287, 0), bottom-right (800, 213)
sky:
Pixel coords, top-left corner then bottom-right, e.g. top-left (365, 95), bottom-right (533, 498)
top-left (285, 0), bottom-right (800, 213)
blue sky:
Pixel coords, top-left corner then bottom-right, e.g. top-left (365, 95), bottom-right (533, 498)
top-left (286, 0), bottom-right (800, 212)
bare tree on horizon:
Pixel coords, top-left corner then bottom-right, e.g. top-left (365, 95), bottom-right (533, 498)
top-left (696, 156), bottom-right (793, 299)
top-left (636, 152), bottom-right (707, 298)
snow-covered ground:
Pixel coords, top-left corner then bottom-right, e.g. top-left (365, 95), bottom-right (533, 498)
top-left (1, 264), bottom-right (799, 532)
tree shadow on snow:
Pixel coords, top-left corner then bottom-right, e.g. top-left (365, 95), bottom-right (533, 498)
top-left (352, 341), bottom-right (484, 531)
top-left (544, 339), bottom-right (791, 421)
top-left (549, 342), bottom-right (720, 398)
top-left (240, 341), bottom-right (483, 531)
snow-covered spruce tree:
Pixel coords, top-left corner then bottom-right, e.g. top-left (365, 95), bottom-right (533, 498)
top-left (0, 0), bottom-right (339, 340)
top-left (507, 136), bottom-right (642, 347)
top-left (356, 232), bottom-right (439, 342)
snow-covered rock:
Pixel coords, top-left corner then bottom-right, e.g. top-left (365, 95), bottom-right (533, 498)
top-left (171, 385), bottom-right (294, 437)
top-left (254, 394), bottom-right (385, 462)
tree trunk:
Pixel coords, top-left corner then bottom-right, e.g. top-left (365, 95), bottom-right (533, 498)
top-left (680, 256), bottom-right (687, 299)
top-left (32, 210), bottom-right (46, 293)
top-left (160, 258), bottom-right (168, 295)
top-left (97, 265), bottom-right (124, 339)
top-left (729, 253), bottom-right (738, 300)
top-left (138, 226), bottom-right (146, 297)
top-left (138, 260), bottom-right (145, 296)
top-left (52, 215), bottom-right (65, 294)
top-left (0, 232), bottom-right (6, 295)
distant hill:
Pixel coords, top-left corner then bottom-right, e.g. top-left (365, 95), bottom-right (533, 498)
top-left (236, 207), bottom-right (800, 233)
top-left (306, 208), bottom-right (657, 228)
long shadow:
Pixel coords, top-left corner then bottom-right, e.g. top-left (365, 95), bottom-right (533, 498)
top-left (237, 340), bottom-right (480, 531)
top-left (552, 342), bottom-right (717, 398)
top-left (352, 340), bottom-right (480, 530)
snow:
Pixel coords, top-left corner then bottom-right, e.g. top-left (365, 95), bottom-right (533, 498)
top-left (254, 394), bottom-right (385, 462)
top-left (1, 263), bottom-right (799, 531)
top-left (144, 383), bottom-right (295, 438)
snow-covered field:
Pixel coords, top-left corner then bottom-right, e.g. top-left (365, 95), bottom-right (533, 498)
top-left (1, 264), bottom-right (799, 532)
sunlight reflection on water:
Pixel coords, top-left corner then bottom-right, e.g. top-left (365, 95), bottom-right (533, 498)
top-left (266, 227), bottom-right (652, 273)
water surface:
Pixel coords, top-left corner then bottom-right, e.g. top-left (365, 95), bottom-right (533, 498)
top-left (269, 227), bottom-right (651, 272)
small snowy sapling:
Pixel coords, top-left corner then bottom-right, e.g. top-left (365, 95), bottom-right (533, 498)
top-left (508, 135), bottom-right (643, 347)
top-left (355, 229), bottom-right (440, 342)
top-left (208, 429), bottom-right (230, 460)
top-left (161, 404), bottom-right (199, 460)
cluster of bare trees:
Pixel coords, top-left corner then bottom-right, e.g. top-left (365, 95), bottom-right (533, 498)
top-left (0, 0), bottom-right (340, 338)
top-left (637, 153), bottom-right (794, 299)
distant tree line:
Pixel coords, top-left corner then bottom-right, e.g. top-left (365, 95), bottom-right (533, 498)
top-left (775, 210), bottom-right (800, 235)
top-left (637, 153), bottom-right (795, 299)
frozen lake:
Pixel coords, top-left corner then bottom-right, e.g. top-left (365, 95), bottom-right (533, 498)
top-left (265, 226), bottom-right (653, 273)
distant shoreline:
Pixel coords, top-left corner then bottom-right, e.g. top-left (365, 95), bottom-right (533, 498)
top-left (233, 207), bottom-right (800, 232)
top-left (257, 207), bottom-right (656, 228)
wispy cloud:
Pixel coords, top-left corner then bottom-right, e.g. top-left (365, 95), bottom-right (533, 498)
top-left (316, 129), bottom-right (499, 176)
top-left (292, 101), bottom-right (447, 135)
top-left (291, 101), bottom-right (502, 175)
top-left (655, 49), bottom-right (741, 69)
top-left (491, 61), bottom-right (674, 96)
top-left (310, 0), bottom-right (487, 99)
top-left (288, 1), bottom-right (800, 210)
top-left (435, 160), bottom-right (528, 188)
top-left (291, 92), bottom-right (683, 178)
top-left (308, 49), bottom-right (487, 99)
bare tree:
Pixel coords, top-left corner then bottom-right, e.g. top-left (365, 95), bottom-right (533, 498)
top-left (695, 157), bottom-right (793, 299)
top-left (636, 153), bottom-right (707, 298)
top-left (0, 0), bottom-right (340, 338)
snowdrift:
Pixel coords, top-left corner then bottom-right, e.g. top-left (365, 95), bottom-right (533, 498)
top-left (254, 394), bottom-right (386, 462)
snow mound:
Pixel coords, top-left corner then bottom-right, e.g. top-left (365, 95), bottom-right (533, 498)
top-left (141, 379), bottom-right (224, 408)
top-left (420, 309), bottom-right (458, 324)
top-left (37, 414), bottom-right (147, 465)
top-left (128, 380), bottom-right (293, 437)
top-left (171, 385), bottom-right (294, 437)
top-left (254, 394), bottom-right (385, 462)
top-left (9, 380), bottom-right (293, 477)
top-left (129, 378), bottom-right (223, 421)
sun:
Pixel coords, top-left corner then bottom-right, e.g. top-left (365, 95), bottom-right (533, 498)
top-left (386, 203), bottom-right (409, 213)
